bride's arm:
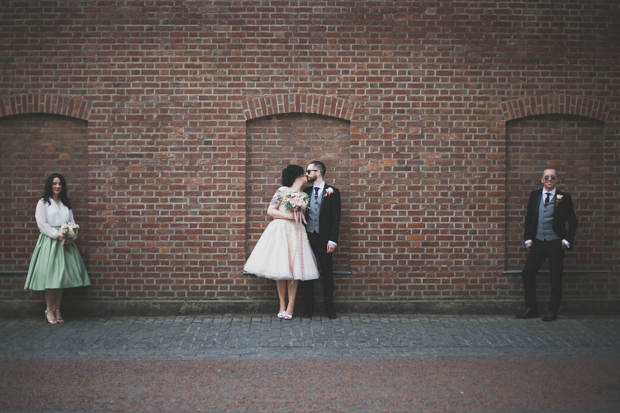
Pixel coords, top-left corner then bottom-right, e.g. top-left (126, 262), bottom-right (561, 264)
top-left (267, 189), bottom-right (294, 220)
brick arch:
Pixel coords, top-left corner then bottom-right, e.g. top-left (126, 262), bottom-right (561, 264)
top-left (242, 94), bottom-right (356, 121)
top-left (0, 94), bottom-right (92, 120)
top-left (501, 95), bottom-right (609, 122)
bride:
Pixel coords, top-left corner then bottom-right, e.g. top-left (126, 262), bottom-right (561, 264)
top-left (244, 165), bottom-right (319, 319)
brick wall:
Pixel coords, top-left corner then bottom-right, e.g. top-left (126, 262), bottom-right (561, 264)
top-left (1, 1), bottom-right (619, 310)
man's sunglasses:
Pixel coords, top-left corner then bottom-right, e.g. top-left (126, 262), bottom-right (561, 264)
top-left (306, 169), bottom-right (319, 174)
top-left (543, 175), bottom-right (557, 181)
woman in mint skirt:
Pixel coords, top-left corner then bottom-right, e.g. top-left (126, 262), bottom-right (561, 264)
top-left (24, 173), bottom-right (90, 324)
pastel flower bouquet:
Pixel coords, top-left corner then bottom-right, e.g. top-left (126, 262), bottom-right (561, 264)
top-left (282, 192), bottom-right (309, 225)
top-left (60, 222), bottom-right (79, 245)
top-left (282, 192), bottom-right (309, 213)
top-left (282, 192), bottom-right (310, 281)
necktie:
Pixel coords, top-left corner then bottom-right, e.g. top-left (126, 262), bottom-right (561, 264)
top-left (314, 187), bottom-right (319, 198)
top-left (545, 192), bottom-right (551, 206)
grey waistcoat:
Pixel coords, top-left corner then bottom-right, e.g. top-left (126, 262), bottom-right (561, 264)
top-left (536, 194), bottom-right (559, 241)
top-left (306, 190), bottom-right (322, 233)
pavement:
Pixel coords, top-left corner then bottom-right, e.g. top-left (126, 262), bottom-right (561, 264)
top-left (1, 313), bottom-right (619, 412)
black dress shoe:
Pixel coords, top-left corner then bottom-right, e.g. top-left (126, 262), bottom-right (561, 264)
top-left (516, 308), bottom-right (538, 319)
top-left (542, 310), bottom-right (557, 322)
top-left (325, 308), bottom-right (338, 319)
top-left (303, 308), bottom-right (313, 318)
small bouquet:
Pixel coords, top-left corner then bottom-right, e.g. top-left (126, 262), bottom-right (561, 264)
top-left (282, 192), bottom-right (309, 225)
top-left (59, 222), bottom-right (79, 245)
top-left (282, 192), bottom-right (309, 213)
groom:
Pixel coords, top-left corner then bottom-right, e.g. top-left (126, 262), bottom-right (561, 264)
top-left (517, 168), bottom-right (578, 322)
top-left (303, 161), bottom-right (341, 319)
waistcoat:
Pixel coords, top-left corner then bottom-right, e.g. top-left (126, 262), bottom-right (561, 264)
top-left (536, 195), bottom-right (559, 241)
top-left (306, 190), bottom-right (322, 233)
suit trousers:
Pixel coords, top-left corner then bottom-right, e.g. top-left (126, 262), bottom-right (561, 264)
top-left (303, 231), bottom-right (334, 310)
top-left (521, 239), bottom-right (565, 312)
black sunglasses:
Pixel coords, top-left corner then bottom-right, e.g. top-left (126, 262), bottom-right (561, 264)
top-left (306, 169), bottom-right (319, 174)
top-left (543, 175), bottom-right (557, 181)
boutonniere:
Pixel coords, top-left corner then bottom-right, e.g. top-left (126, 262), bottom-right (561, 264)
top-left (555, 194), bottom-right (563, 206)
top-left (324, 187), bottom-right (334, 198)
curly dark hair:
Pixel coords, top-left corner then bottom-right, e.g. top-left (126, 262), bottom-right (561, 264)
top-left (280, 164), bottom-right (305, 187)
top-left (42, 173), bottom-right (72, 209)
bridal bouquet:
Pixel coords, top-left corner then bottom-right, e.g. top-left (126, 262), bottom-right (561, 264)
top-left (60, 222), bottom-right (79, 245)
top-left (282, 192), bottom-right (309, 225)
top-left (282, 192), bottom-right (310, 281)
top-left (282, 192), bottom-right (309, 213)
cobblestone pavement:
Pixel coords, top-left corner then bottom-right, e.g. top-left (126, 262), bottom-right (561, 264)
top-left (1, 314), bottom-right (619, 360)
top-left (1, 315), bottom-right (619, 413)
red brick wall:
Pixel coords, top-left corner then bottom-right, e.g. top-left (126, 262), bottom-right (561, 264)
top-left (1, 1), bottom-right (619, 307)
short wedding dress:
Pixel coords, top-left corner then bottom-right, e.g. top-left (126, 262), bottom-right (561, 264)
top-left (244, 187), bottom-right (319, 281)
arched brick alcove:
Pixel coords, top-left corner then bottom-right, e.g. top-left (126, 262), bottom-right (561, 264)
top-left (501, 95), bottom-right (609, 123)
top-left (502, 95), bottom-right (611, 304)
top-left (0, 94), bottom-right (91, 301)
top-left (243, 95), bottom-right (354, 302)
top-left (0, 94), bottom-right (92, 120)
top-left (242, 94), bottom-right (357, 121)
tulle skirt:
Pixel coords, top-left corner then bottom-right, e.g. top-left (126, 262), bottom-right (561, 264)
top-left (24, 232), bottom-right (90, 290)
top-left (244, 218), bottom-right (319, 281)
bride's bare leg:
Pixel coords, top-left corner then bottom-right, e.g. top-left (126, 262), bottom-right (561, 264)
top-left (45, 290), bottom-right (57, 323)
top-left (276, 280), bottom-right (287, 314)
top-left (52, 289), bottom-right (63, 323)
top-left (285, 280), bottom-right (299, 315)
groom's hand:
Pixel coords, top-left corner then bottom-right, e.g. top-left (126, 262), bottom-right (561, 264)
top-left (326, 243), bottom-right (336, 254)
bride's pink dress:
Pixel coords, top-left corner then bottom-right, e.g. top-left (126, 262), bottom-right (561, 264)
top-left (244, 187), bottom-right (319, 281)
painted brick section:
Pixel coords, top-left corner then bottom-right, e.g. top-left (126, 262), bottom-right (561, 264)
top-left (0, 1), bottom-right (619, 307)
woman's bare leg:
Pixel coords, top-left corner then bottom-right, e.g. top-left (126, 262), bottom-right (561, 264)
top-left (52, 289), bottom-right (63, 323)
top-left (276, 280), bottom-right (287, 314)
top-left (45, 290), bottom-right (57, 323)
top-left (285, 281), bottom-right (298, 316)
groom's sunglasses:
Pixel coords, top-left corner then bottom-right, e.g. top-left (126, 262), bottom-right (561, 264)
top-left (543, 175), bottom-right (557, 181)
top-left (306, 169), bottom-right (319, 174)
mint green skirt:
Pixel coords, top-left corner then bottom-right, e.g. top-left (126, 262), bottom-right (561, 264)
top-left (24, 232), bottom-right (90, 291)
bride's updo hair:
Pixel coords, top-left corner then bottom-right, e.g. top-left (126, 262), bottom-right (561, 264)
top-left (281, 164), bottom-right (304, 187)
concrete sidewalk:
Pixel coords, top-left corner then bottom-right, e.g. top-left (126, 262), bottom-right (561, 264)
top-left (1, 315), bottom-right (619, 413)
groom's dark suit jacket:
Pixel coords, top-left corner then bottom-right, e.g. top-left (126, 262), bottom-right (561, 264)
top-left (304, 184), bottom-right (341, 247)
top-left (523, 189), bottom-right (578, 247)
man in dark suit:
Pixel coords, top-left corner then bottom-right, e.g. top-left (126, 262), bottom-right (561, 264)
top-left (303, 161), bottom-right (341, 319)
top-left (517, 169), bottom-right (578, 322)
